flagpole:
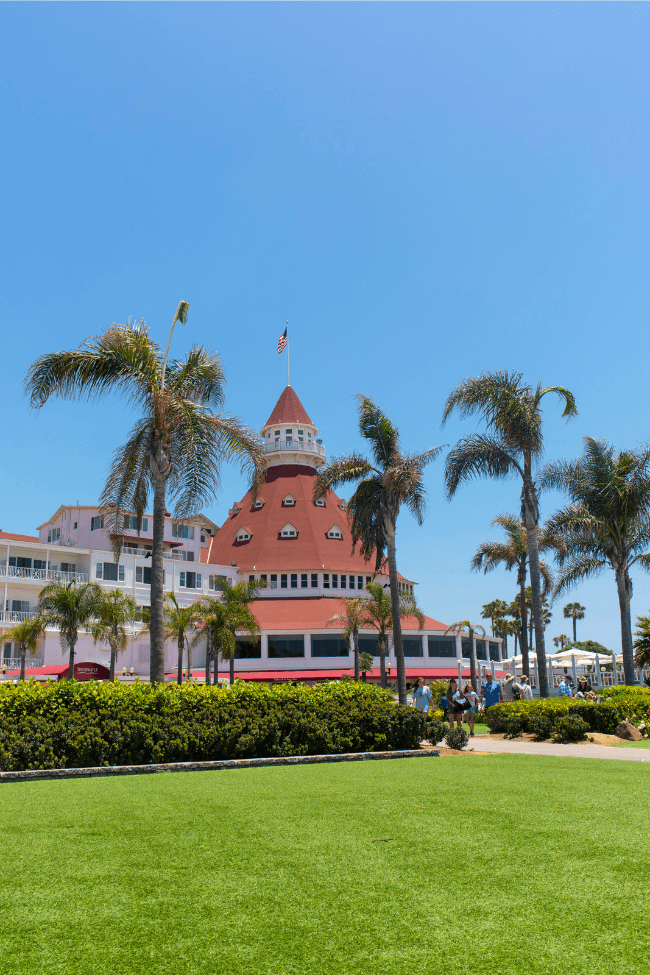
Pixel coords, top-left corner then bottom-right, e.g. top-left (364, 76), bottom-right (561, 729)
top-left (286, 320), bottom-right (290, 386)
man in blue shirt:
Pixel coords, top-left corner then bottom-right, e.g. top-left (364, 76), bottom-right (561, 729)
top-left (483, 678), bottom-right (503, 708)
top-left (558, 677), bottom-right (573, 698)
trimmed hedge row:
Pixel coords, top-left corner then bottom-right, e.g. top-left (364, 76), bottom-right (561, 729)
top-left (484, 696), bottom-right (648, 736)
top-left (0, 680), bottom-right (426, 772)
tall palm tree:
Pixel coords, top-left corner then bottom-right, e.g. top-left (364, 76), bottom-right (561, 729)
top-left (37, 579), bottom-right (104, 679)
top-left (443, 371), bottom-right (577, 697)
top-left (91, 589), bottom-right (138, 681)
top-left (444, 621), bottom-right (486, 694)
top-left (542, 437), bottom-right (650, 685)
top-left (360, 582), bottom-right (425, 688)
top-left (148, 593), bottom-right (205, 685)
top-left (472, 514), bottom-right (555, 677)
top-left (3, 616), bottom-right (45, 682)
top-left (314, 396), bottom-right (443, 704)
top-left (553, 634), bottom-right (570, 650)
top-left (505, 599), bottom-right (522, 654)
top-left (25, 309), bottom-right (264, 684)
top-left (481, 599), bottom-right (508, 636)
top-left (563, 602), bottom-right (586, 643)
top-left (199, 579), bottom-right (264, 685)
top-left (493, 615), bottom-right (518, 658)
top-left (633, 616), bottom-right (650, 670)
top-left (327, 597), bottom-right (367, 681)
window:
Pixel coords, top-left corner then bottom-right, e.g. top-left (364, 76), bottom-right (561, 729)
top-left (123, 515), bottom-right (148, 531)
top-left (172, 523), bottom-right (195, 539)
top-left (72, 522), bottom-right (77, 530)
top-left (355, 576), bottom-right (362, 590)
top-left (340, 575), bottom-right (347, 589)
top-left (260, 574), bottom-right (267, 584)
top-left (332, 574), bottom-right (338, 588)
top-left (281, 574), bottom-right (288, 589)
top-left (403, 637), bottom-right (424, 658)
top-left (275, 430), bottom-right (280, 438)
top-left (311, 573), bottom-right (318, 588)
top-left (201, 535), bottom-right (207, 545)
top-left (9, 557), bottom-right (32, 569)
top-left (234, 637), bottom-right (262, 659)
top-left (90, 517), bottom-right (103, 532)
top-left (290, 574), bottom-right (298, 589)
top-left (476, 640), bottom-right (487, 661)
top-left (60, 562), bottom-right (76, 573)
top-left (268, 635), bottom-right (304, 658)
top-left (280, 522), bottom-right (297, 537)
top-left (136, 566), bottom-right (152, 585)
top-left (298, 430), bottom-right (304, 441)
top-left (253, 499), bottom-right (264, 509)
top-left (235, 526), bottom-right (251, 542)
top-left (301, 573), bottom-right (308, 589)
top-left (208, 574), bottom-right (227, 591)
top-left (180, 571), bottom-right (202, 589)
top-left (366, 576), bottom-right (372, 586)
top-left (181, 551), bottom-right (195, 562)
top-left (314, 499), bottom-right (325, 507)
top-left (489, 642), bottom-right (500, 661)
top-left (327, 524), bottom-right (343, 539)
top-left (282, 495), bottom-right (296, 506)
top-left (96, 563), bottom-right (103, 579)
top-left (428, 636), bottom-right (456, 658)
top-left (101, 562), bottom-right (122, 582)
top-left (323, 573), bottom-right (330, 589)
top-left (33, 559), bottom-right (46, 570)
top-left (311, 635), bottom-right (350, 657)
top-left (285, 429), bottom-right (292, 441)
top-left (270, 574), bottom-right (277, 589)
top-left (339, 503), bottom-right (346, 511)
top-left (47, 527), bottom-right (61, 542)
top-left (249, 575), bottom-right (255, 582)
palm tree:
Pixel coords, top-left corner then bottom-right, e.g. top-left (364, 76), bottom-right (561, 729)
top-left (155, 593), bottom-right (205, 685)
top-left (481, 599), bottom-right (508, 636)
top-left (91, 589), bottom-right (138, 681)
top-left (563, 602), bottom-right (586, 643)
top-left (25, 309), bottom-right (264, 685)
top-left (3, 616), bottom-right (45, 681)
top-left (553, 634), bottom-right (570, 650)
top-left (472, 514), bottom-right (555, 677)
top-left (444, 621), bottom-right (486, 693)
top-left (359, 653), bottom-right (374, 682)
top-left (443, 371), bottom-right (577, 697)
top-left (494, 615), bottom-right (518, 658)
top-left (199, 579), bottom-right (264, 685)
top-left (37, 579), bottom-right (104, 678)
top-left (542, 437), bottom-right (650, 685)
top-left (327, 597), bottom-right (367, 681)
top-left (633, 616), bottom-right (650, 670)
top-left (362, 582), bottom-right (425, 688)
top-left (505, 600), bottom-right (522, 654)
top-left (314, 396), bottom-right (443, 704)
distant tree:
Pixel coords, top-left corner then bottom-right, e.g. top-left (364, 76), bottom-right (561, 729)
top-left (563, 602), bottom-right (586, 643)
top-left (314, 396), bottom-right (443, 704)
top-left (2, 616), bottom-right (45, 682)
top-left (494, 615), bottom-right (518, 658)
top-left (362, 582), bottom-right (425, 687)
top-left (91, 589), bottom-right (138, 681)
top-left (481, 599), bottom-right (508, 636)
top-left (633, 616), bottom-right (650, 669)
top-left (359, 652), bottom-right (374, 682)
top-left (444, 621), bottom-right (486, 693)
top-left (327, 598), bottom-right (367, 681)
top-left (37, 579), bottom-right (104, 679)
top-left (553, 634), bottom-right (570, 650)
top-left (199, 579), bottom-right (264, 685)
top-left (564, 640), bottom-right (610, 656)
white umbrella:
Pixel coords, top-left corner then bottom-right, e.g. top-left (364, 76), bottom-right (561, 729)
top-left (550, 649), bottom-right (598, 663)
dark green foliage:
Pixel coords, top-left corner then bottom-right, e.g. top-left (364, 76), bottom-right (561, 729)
top-left (552, 715), bottom-right (590, 743)
top-left (444, 727), bottom-right (469, 750)
top-left (0, 680), bottom-right (425, 772)
top-left (503, 715), bottom-right (525, 738)
top-left (485, 699), bottom-right (624, 735)
top-left (425, 717), bottom-right (448, 744)
top-left (529, 713), bottom-right (554, 740)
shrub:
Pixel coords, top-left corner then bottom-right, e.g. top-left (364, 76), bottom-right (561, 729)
top-left (529, 713), bottom-right (554, 741)
top-left (553, 715), bottom-right (590, 743)
top-left (425, 717), bottom-right (448, 744)
top-left (0, 680), bottom-right (426, 772)
top-left (485, 699), bottom-right (624, 736)
top-left (503, 715), bottom-right (525, 739)
top-left (444, 727), bottom-right (469, 750)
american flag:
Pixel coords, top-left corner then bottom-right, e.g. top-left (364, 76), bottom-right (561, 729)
top-left (277, 326), bottom-right (288, 354)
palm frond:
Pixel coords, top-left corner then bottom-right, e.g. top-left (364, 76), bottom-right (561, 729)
top-left (99, 418), bottom-right (154, 560)
top-left (538, 385), bottom-right (578, 419)
top-left (313, 454), bottom-right (376, 501)
top-left (356, 395), bottom-right (400, 468)
top-left (166, 346), bottom-right (227, 409)
top-left (444, 434), bottom-right (520, 499)
top-left (553, 555), bottom-right (608, 599)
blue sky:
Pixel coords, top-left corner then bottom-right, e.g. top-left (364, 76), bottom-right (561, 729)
top-left (1, 3), bottom-right (649, 651)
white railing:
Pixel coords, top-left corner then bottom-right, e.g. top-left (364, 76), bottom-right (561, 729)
top-left (0, 566), bottom-right (89, 584)
top-left (122, 548), bottom-right (185, 560)
top-left (0, 611), bottom-right (38, 623)
top-left (264, 440), bottom-right (325, 457)
top-left (1, 658), bottom-right (44, 671)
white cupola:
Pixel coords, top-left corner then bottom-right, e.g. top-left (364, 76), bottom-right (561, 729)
top-left (259, 386), bottom-right (325, 471)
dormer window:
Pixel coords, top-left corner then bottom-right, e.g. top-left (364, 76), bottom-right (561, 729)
top-left (252, 499), bottom-right (264, 510)
top-left (338, 503), bottom-right (346, 511)
top-left (282, 494), bottom-right (296, 506)
top-left (327, 524), bottom-right (343, 539)
top-left (279, 522), bottom-right (298, 538)
top-left (234, 525), bottom-right (252, 543)
top-left (314, 499), bottom-right (325, 507)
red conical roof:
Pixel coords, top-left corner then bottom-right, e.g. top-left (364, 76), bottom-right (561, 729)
top-left (264, 386), bottom-right (313, 427)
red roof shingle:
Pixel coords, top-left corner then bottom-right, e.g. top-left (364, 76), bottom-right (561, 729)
top-left (263, 386), bottom-right (313, 428)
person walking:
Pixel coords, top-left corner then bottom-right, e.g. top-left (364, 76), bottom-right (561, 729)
top-left (462, 682), bottom-right (479, 736)
top-left (482, 674), bottom-right (503, 710)
top-left (520, 675), bottom-right (534, 701)
top-left (446, 679), bottom-right (464, 729)
top-left (411, 677), bottom-right (433, 715)
top-left (440, 691), bottom-right (449, 725)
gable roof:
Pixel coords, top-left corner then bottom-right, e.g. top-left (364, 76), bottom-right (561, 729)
top-left (0, 531), bottom-right (40, 543)
top-left (263, 386), bottom-right (313, 428)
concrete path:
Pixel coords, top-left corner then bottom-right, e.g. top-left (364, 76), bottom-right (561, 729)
top-left (467, 737), bottom-right (650, 763)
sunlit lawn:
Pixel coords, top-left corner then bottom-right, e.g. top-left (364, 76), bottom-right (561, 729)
top-left (1, 754), bottom-right (647, 975)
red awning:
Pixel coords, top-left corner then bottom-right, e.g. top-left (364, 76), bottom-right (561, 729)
top-left (163, 667), bottom-right (508, 682)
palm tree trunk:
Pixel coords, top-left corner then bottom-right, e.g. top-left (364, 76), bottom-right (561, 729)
top-left (67, 638), bottom-right (76, 680)
top-left (380, 649), bottom-right (387, 688)
top-left (177, 636), bottom-right (183, 685)
top-left (383, 516), bottom-right (406, 704)
top-left (518, 570), bottom-right (529, 678)
top-left (468, 628), bottom-right (478, 694)
top-left (353, 630), bottom-right (360, 682)
top-left (149, 471), bottom-right (167, 684)
top-left (526, 526), bottom-right (549, 697)
top-left (205, 630), bottom-right (211, 686)
top-left (616, 568), bottom-right (635, 685)
top-left (110, 648), bottom-right (116, 682)
top-left (213, 647), bottom-right (218, 685)
top-left (19, 646), bottom-right (26, 682)
top-left (229, 651), bottom-right (235, 686)
top-left (573, 617), bottom-right (577, 643)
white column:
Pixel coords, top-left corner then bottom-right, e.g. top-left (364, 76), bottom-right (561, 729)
top-left (304, 633), bottom-right (312, 659)
top-left (532, 656), bottom-right (538, 693)
top-left (612, 653), bottom-right (618, 685)
top-left (260, 633), bottom-right (268, 661)
top-left (3, 543), bottom-right (9, 617)
top-left (491, 660), bottom-right (496, 681)
top-left (548, 657), bottom-right (554, 693)
top-left (595, 654), bottom-right (601, 688)
top-left (571, 654), bottom-right (577, 688)
top-left (457, 659), bottom-right (462, 688)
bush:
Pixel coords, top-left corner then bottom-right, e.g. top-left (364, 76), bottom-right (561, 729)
top-left (553, 715), bottom-right (590, 743)
top-left (529, 713), bottom-right (554, 741)
top-left (485, 699), bottom-right (623, 736)
top-left (425, 717), bottom-right (448, 744)
top-left (503, 715), bottom-right (525, 739)
top-left (0, 679), bottom-right (426, 772)
top-left (444, 727), bottom-right (469, 750)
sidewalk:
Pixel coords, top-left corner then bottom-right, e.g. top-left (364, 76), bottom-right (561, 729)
top-left (468, 738), bottom-right (650, 762)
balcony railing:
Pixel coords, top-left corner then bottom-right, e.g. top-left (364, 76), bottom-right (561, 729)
top-left (0, 611), bottom-right (38, 623)
top-left (0, 567), bottom-right (89, 584)
top-left (264, 440), bottom-right (325, 457)
top-left (122, 548), bottom-right (185, 560)
top-left (1, 658), bottom-right (44, 672)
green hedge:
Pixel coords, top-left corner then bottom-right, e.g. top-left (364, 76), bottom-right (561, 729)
top-left (485, 699), bottom-right (626, 736)
top-left (0, 679), bottom-right (426, 772)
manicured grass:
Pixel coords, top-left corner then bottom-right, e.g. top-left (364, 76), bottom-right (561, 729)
top-left (1, 755), bottom-right (647, 975)
top-left (613, 737), bottom-right (650, 748)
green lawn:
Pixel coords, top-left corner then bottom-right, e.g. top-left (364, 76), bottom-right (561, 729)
top-left (613, 737), bottom-right (650, 748)
top-left (1, 755), bottom-right (647, 975)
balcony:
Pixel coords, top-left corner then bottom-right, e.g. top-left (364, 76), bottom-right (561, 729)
top-left (122, 548), bottom-right (186, 560)
top-left (0, 567), bottom-right (89, 584)
top-left (263, 440), bottom-right (325, 458)
top-left (0, 611), bottom-right (38, 623)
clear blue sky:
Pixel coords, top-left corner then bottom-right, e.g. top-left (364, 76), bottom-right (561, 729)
top-left (1, 3), bottom-right (649, 651)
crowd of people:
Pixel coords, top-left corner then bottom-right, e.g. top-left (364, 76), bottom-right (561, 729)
top-left (409, 669), bottom-right (597, 734)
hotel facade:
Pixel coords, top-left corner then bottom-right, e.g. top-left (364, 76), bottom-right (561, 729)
top-left (2, 386), bottom-right (503, 681)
